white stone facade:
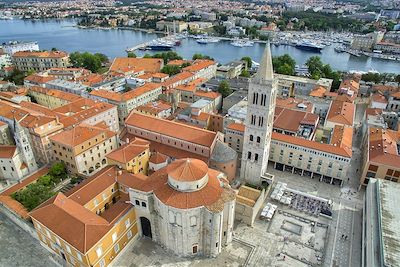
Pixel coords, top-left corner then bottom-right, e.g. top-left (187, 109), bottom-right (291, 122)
top-left (241, 44), bottom-right (277, 185)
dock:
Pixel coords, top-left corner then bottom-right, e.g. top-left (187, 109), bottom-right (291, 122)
top-left (126, 41), bottom-right (153, 52)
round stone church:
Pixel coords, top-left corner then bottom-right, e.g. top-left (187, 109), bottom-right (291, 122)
top-left (127, 158), bottom-right (236, 257)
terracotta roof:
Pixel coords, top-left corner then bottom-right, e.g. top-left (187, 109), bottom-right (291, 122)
top-left (125, 112), bottom-right (217, 147)
top-left (124, 159), bottom-right (235, 211)
top-left (272, 131), bottom-right (352, 158)
top-left (25, 74), bottom-right (56, 84)
top-left (50, 124), bottom-right (115, 147)
top-left (149, 152), bottom-right (168, 164)
top-left (335, 94), bottom-right (355, 103)
top-left (390, 91), bottom-right (400, 98)
top-left (368, 127), bottom-right (400, 168)
top-left (330, 125), bottom-right (353, 156)
top-left (182, 59), bottom-right (216, 73)
top-left (13, 51), bottom-right (68, 58)
top-left (90, 83), bottom-right (161, 102)
top-left (276, 97), bottom-right (313, 112)
top-left (106, 138), bottom-right (150, 164)
top-left (167, 59), bottom-right (192, 66)
top-left (194, 90), bottom-right (221, 99)
top-left (167, 158), bottom-right (208, 182)
top-left (326, 100), bottom-right (355, 126)
top-left (366, 107), bottom-right (383, 117)
top-left (30, 193), bottom-right (112, 253)
top-left (340, 79), bottom-right (359, 92)
top-left (135, 100), bottom-right (172, 114)
top-left (162, 71), bottom-right (194, 88)
top-left (226, 122), bottom-right (245, 132)
top-left (110, 58), bottom-right (163, 73)
top-left (372, 85), bottom-right (399, 93)
top-left (0, 101), bottom-right (57, 128)
top-left (372, 93), bottom-right (388, 104)
top-left (29, 166), bottom-right (136, 253)
top-left (274, 107), bottom-right (319, 132)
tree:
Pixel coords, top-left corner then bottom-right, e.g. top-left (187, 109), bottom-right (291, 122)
top-left (151, 51), bottom-right (182, 64)
top-left (240, 70), bottom-right (251, 78)
top-left (218, 80), bottom-right (232, 98)
top-left (127, 52), bottom-right (136, 58)
top-left (69, 52), bottom-right (108, 73)
top-left (306, 56), bottom-right (341, 89)
top-left (51, 47), bottom-right (57, 51)
top-left (272, 54), bottom-right (296, 76)
top-left (192, 53), bottom-right (214, 60)
top-left (48, 162), bottom-right (67, 181)
top-left (241, 56), bottom-right (252, 69)
top-left (161, 65), bottom-right (181, 76)
top-left (395, 74), bottom-right (400, 86)
top-left (5, 69), bottom-right (27, 85)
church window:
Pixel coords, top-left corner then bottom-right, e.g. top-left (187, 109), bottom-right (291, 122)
top-left (257, 136), bottom-right (261, 143)
top-left (249, 135), bottom-right (253, 141)
top-left (190, 216), bottom-right (197, 226)
top-left (252, 93), bottom-right (256, 104)
top-left (255, 154), bottom-right (259, 162)
top-left (247, 152), bottom-right (251, 159)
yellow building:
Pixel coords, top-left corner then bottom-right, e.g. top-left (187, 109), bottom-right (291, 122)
top-left (12, 50), bottom-right (70, 72)
top-left (30, 166), bottom-right (139, 267)
top-left (50, 124), bottom-right (118, 175)
top-left (28, 86), bottom-right (82, 109)
top-left (106, 138), bottom-right (150, 174)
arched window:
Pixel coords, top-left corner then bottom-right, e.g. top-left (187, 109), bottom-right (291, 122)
top-left (247, 152), bottom-right (251, 159)
top-left (255, 153), bottom-right (259, 162)
top-left (250, 135), bottom-right (253, 141)
top-left (257, 136), bottom-right (261, 143)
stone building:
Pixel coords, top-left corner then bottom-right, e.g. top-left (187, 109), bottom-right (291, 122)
top-left (240, 44), bottom-right (277, 185)
top-left (122, 158), bottom-right (236, 257)
top-left (12, 50), bottom-right (70, 72)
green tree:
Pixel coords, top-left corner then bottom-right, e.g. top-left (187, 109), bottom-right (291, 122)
top-left (161, 65), bottom-right (181, 76)
top-left (127, 52), bottom-right (136, 58)
top-left (272, 54), bottom-right (296, 75)
top-left (395, 74), bottom-right (400, 86)
top-left (5, 69), bottom-right (32, 85)
top-left (48, 162), bottom-right (67, 181)
top-left (192, 53), bottom-right (214, 60)
top-left (151, 51), bottom-right (182, 64)
top-left (69, 52), bottom-right (108, 73)
top-left (306, 56), bottom-right (341, 89)
top-left (241, 56), bottom-right (252, 69)
top-left (12, 183), bottom-right (55, 211)
top-left (240, 70), bottom-right (251, 78)
top-left (218, 80), bottom-right (232, 98)
top-left (51, 47), bottom-right (58, 51)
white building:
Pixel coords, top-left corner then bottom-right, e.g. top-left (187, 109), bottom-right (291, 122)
top-left (2, 41), bottom-right (39, 55)
top-left (124, 158), bottom-right (236, 257)
top-left (0, 145), bottom-right (29, 182)
top-left (0, 53), bottom-right (12, 69)
top-left (240, 44), bottom-right (277, 185)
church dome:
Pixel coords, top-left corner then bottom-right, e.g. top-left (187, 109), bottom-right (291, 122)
top-left (167, 158), bottom-right (209, 192)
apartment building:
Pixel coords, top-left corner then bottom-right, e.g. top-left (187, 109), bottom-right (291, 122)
top-left (28, 86), bottom-right (82, 109)
top-left (275, 74), bottom-right (333, 96)
top-left (181, 60), bottom-right (217, 81)
top-left (24, 74), bottom-right (57, 87)
top-left (387, 92), bottom-right (400, 112)
top-left (45, 79), bottom-right (89, 96)
top-left (0, 101), bottom-right (63, 165)
top-left (54, 99), bottom-right (119, 132)
top-left (325, 100), bottom-right (355, 129)
top-left (106, 138), bottom-right (150, 174)
top-left (351, 32), bottom-right (384, 51)
top-left (89, 83), bottom-right (162, 124)
top-left (135, 100), bottom-right (172, 119)
top-left (0, 145), bottom-right (29, 181)
top-left (269, 126), bottom-right (353, 186)
top-left (360, 127), bottom-right (400, 186)
top-left (12, 51), bottom-right (70, 72)
top-left (49, 125), bottom-right (118, 175)
top-left (2, 41), bottom-right (39, 55)
top-left (30, 166), bottom-right (138, 267)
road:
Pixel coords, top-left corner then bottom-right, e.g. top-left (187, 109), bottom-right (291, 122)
top-left (0, 212), bottom-right (60, 267)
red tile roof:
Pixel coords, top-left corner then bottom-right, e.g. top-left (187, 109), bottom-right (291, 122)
top-left (326, 100), bottom-right (355, 126)
top-left (106, 138), bottom-right (150, 164)
top-left (110, 58), bottom-right (163, 73)
top-left (125, 112), bottom-right (217, 147)
top-left (167, 158), bottom-right (208, 182)
top-left (0, 145), bottom-right (17, 158)
top-left (368, 127), bottom-right (400, 168)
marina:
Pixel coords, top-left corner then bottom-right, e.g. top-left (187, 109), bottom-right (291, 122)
top-left (1, 19), bottom-right (400, 73)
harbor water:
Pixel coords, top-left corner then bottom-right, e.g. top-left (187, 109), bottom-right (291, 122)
top-left (1, 19), bottom-right (400, 74)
